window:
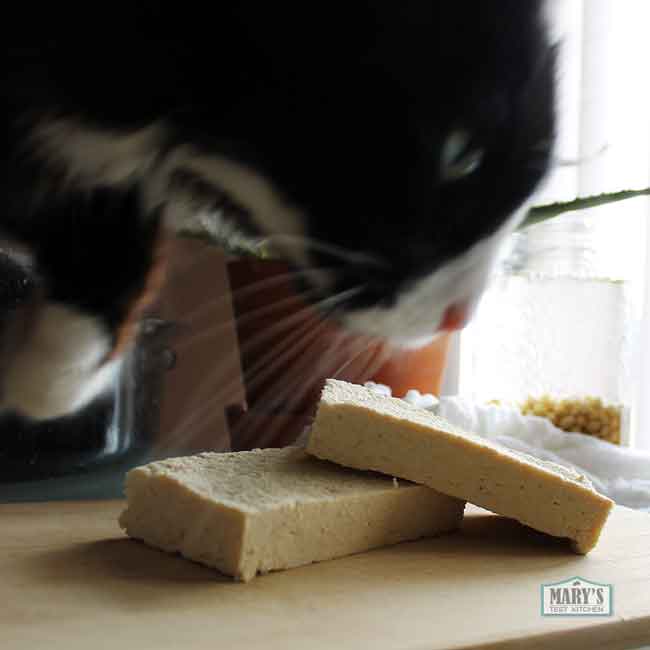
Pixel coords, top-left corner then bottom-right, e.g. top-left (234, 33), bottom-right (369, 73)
top-left (451, 0), bottom-right (650, 449)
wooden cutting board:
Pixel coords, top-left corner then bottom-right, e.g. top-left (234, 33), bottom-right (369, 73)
top-left (2, 500), bottom-right (649, 650)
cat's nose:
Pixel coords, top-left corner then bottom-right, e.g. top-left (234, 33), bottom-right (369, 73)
top-left (439, 300), bottom-right (472, 331)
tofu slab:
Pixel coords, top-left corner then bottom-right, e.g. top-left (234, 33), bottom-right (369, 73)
top-left (307, 380), bottom-right (614, 553)
top-left (119, 447), bottom-right (465, 581)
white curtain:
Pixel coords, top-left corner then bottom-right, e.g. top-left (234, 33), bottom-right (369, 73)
top-left (448, 0), bottom-right (650, 449)
top-left (535, 0), bottom-right (650, 448)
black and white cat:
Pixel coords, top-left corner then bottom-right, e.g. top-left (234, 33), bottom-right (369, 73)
top-left (3, 1), bottom-right (555, 420)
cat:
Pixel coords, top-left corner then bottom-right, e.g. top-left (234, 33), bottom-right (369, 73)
top-left (2, 1), bottom-right (555, 421)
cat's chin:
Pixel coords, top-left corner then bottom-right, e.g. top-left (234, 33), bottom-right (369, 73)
top-left (337, 296), bottom-right (475, 351)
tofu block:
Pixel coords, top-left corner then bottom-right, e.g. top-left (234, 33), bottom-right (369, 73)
top-left (307, 379), bottom-right (614, 553)
top-left (119, 446), bottom-right (465, 581)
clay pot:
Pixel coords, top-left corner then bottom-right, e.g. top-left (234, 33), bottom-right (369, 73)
top-left (372, 334), bottom-right (453, 398)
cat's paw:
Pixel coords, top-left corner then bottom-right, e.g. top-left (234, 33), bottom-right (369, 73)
top-left (0, 301), bottom-right (119, 420)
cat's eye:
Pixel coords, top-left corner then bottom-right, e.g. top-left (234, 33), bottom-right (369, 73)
top-left (441, 129), bottom-right (484, 182)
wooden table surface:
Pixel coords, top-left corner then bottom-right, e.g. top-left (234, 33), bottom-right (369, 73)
top-left (2, 500), bottom-right (649, 650)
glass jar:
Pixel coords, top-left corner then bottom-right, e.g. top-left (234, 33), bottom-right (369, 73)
top-left (461, 212), bottom-right (641, 445)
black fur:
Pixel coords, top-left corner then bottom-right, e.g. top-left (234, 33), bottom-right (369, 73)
top-left (3, 2), bottom-right (555, 415)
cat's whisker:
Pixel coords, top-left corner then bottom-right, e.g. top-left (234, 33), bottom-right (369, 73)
top-left (160, 286), bottom-right (362, 448)
top-left (171, 284), bottom-right (350, 413)
top-left (158, 396), bottom-right (231, 456)
top-left (355, 337), bottom-right (391, 381)
top-left (163, 315), bottom-right (317, 445)
top-left (234, 283), bottom-right (361, 338)
top-left (250, 327), bottom-right (387, 449)
top-left (236, 295), bottom-right (350, 401)
top-left (165, 264), bottom-right (334, 331)
top-left (159, 263), bottom-right (342, 356)
top-left (191, 303), bottom-right (323, 416)
top-left (229, 319), bottom-right (334, 449)
top-left (244, 315), bottom-right (333, 406)
top-left (227, 289), bottom-right (364, 448)
top-left (330, 333), bottom-right (387, 381)
top-left (228, 265), bottom-right (335, 298)
top-left (229, 283), bottom-right (359, 356)
top-left (151, 314), bottom-right (295, 450)
top-left (171, 283), bottom-right (324, 355)
top-left (262, 234), bottom-right (390, 269)
top-left (170, 314), bottom-right (332, 452)
top-left (233, 286), bottom-right (363, 375)
top-left (248, 327), bottom-right (346, 449)
top-left (151, 348), bottom-right (243, 454)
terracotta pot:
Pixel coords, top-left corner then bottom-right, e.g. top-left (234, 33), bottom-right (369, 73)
top-left (371, 334), bottom-right (453, 398)
top-left (226, 259), bottom-right (452, 449)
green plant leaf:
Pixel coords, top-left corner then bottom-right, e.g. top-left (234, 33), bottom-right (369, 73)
top-left (521, 188), bottom-right (650, 229)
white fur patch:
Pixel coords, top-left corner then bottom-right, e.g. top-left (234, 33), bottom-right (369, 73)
top-left (155, 147), bottom-right (307, 262)
top-left (342, 207), bottom-right (529, 347)
top-left (32, 118), bottom-right (308, 262)
top-left (0, 303), bottom-right (117, 420)
top-left (31, 118), bottom-right (165, 188)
